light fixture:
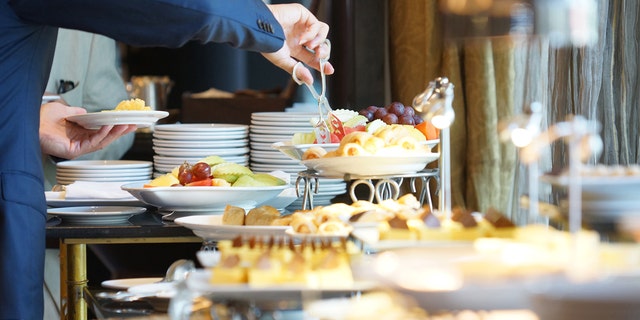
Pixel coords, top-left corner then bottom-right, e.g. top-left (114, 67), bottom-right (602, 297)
top-left (498, 102), bottom-right (543, 225)
top-left (413, 77), bottom-right (455, 129)
top-left (520, 115), bottom-right (602, 233)
top-left (413, 77), bottom-right (455, 219)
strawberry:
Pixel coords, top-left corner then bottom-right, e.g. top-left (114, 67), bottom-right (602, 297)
top-left (344, 125), bottom-right (366, 135)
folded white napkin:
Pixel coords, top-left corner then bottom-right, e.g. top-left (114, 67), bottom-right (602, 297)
top-left (64, 181), bottom-right (137, 200)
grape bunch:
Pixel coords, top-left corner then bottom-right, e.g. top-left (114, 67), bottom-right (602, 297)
top-left (358, 102), bottom-right (424, 125)
top-left (178, 161), bottom-right (212, 185)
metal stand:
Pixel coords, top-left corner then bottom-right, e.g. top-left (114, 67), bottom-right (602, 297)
top-left (295, 169), bottom-right (440, 210)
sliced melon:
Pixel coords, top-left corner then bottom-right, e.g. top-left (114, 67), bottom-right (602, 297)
top-left (212, 162), bottom-right (253, 183)
top-left (232, 173), bottom-right (285, 187)
top-left (144, 172), bottom-right (180, 187)
top-left (199, 155), bottom-right (226, 167)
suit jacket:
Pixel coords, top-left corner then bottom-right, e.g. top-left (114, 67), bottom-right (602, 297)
top-left (0, 1), bottom-right (284, 318)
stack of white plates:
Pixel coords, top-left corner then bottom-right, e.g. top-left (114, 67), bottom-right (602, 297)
top-left (56, 160), bottom-right (153, 185)
top-left (152, 124), bottom-right (249, 175)
top-left (541, 168), bottom-right (640, 223)
top-left (249, 112), bottom-right (346, 211)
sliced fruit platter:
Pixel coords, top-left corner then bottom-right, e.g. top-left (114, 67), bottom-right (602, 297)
top-left (121, 156), bottom-right (290, 217)
top-left (273, 103), bottom-right (440, 175)
top-left (289, 102), bottom-right (439, 145)
top-left (145, 155), bottom-right (285, 188)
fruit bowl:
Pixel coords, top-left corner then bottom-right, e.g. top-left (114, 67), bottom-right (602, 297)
top-left (121, 182), bottom-right (289, 215)
top-left (301, 153), bottom-right (439, 177)
top-left (272, 140), bottom-right (438, 162)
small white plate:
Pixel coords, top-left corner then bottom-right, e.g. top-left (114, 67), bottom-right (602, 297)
top-left (152, 146), bottom-right (249, 157)
top-left (47, 206), bottom-right (146, 224)
top-left (55, 177), bottom-right (149, 185)
top-left (45, 191), bottom-right (143, 207)
top-left (174, 215), bottom-right (291, 240)
top-left (67, 111), bottom-right (169, 130)
top-left (56, 168), bottom-right (153, 180)
top-left (152, 138), bottom-right (248, 148)
top-left (249, 149), bottom-right (292, 159)
top-left (251, 112), bottom-right (317, 121)
top-left (153, 131), bottom-right (247, 141)
top-left (57, 160), bottom-right (152, 170)
top-left (541, 174), bottom-right (640, 197)
top-left (250, 126), bottom-right (311, 135)
top-left (251, 157), bottom-right (301, 165)
top-left (101, 277), bottom-right (163, 290)
top-left (154, 123), bottom-right (248, 133)
top-left (250, 134), bottom-right (292, 144)
top-left (250, 163), bottom-right (306, 171)
top-left (56, 169), bottom-right (152, 178)
top-left (128, 282), bottom-right (176, 298)
top-left (250, 120), bottom-right (313, 127)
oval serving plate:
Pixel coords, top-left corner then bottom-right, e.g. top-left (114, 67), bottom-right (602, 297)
top-left (47, 206), bottom-right (146, 225)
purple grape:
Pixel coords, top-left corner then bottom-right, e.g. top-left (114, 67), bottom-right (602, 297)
top-left (404, 106), bottom-right (416, 117)
top-left (359, 109), bottom-right (374, 122)
top-left (382, 113), bottom-right (399, 125)
top-left (413, 115), bottom-right (424, 125)
top-left (399, 115), bottom-right (415, 125)
top-left (374, 108), bottom-right (388, 120)
top-left (387, 102), bottom-right (405, 116)
top-left (366, 105), bottom-right (379, 113)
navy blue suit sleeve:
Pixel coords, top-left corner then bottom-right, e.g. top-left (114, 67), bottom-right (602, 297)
top-left (9, 0), bottom-right (285, 53)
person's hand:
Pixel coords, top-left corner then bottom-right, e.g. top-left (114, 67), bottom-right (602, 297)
top-left (39, 102), bottom-right (137, 159)
top-left (262, 3), bottom-right (334, 86)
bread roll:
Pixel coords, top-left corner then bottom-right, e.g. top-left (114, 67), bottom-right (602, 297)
top-left (245, 205), bottom-right (281, 226)
top-left (222, 205), bottom-right (246, 225)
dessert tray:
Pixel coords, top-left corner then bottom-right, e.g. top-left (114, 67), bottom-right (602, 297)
top-left (185, 269), bottom-right (378, 301)
top-left (67, 111), bottom-right (169, 130)
top-left (350, 227), bottom-right (473, 253)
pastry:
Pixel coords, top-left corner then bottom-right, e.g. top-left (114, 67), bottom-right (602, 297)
top-left (302, 146), bottom-right (327, 160)
top-left (222, 205), bottom-right (246, 225)
top-left (270, 214), bottom-right (293, 226)
top-left (245, 205), bottom-right (281, 226)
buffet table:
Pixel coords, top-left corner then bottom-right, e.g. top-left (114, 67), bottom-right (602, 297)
top-left (46, 209), bottom-right (201, 320)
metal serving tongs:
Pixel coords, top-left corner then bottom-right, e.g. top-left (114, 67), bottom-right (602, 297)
top-left (292, 39), bottom-right (340, 144)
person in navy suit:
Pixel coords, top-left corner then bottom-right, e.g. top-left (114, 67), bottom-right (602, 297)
top-left (1, 1), bottom-right (333, 318)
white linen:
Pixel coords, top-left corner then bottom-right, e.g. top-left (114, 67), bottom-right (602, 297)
top-left (64, 181), bottom-right (138, 200)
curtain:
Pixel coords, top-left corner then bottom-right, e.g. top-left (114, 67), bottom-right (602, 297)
top-left (388, 0), bottom-right (634, 221)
